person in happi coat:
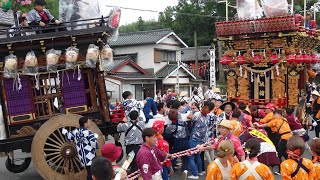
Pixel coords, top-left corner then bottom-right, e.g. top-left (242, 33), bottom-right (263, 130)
top-left (206, 140), bottom-right (234, 180)
top-left (230, 138), bottom-right (274, 180)
top-left (310, 138), bottom-right (320, 180)
top-left (280, 135), bottom-right (315, 180)
top-left (136, 128), bottom-right (173, 180)
top-left (62, 117), bottom-right (98, 180)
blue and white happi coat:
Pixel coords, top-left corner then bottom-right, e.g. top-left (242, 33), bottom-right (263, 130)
top-left (64, 127), bottom-right (98, 166)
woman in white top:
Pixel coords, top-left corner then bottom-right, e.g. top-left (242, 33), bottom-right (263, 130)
top-left (206, 140), bottom-right (234, 180)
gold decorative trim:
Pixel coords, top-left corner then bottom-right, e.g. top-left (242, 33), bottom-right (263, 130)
top-left (66, 105), bottom-right (88, 114)
top-left (11, 126), bottom-right (37, 137)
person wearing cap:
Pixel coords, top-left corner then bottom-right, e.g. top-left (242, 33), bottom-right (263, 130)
top-left (312, 90), bottom-right (320, 138)
top-left (199, 120), bottom-right (245, 162)
top-left (136, 128), bottom-right (173, 180)
top-left (255, 109), bottom-right (293, 171)
top-left (215, 101), bottom-right (236, 137)
top-left (152, 120), bottom-right (173, 180)
top-left (280, 135), bottom-right (315, 179)
top-left (101, 143), bottom-right (127, 180)
top-left (310, 138), bottom-right (320, 178)
top-left (260, 103), bottom-right (275, 124)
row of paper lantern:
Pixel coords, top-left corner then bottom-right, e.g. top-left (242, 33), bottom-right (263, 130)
top-left (220, 54), bottom-right (320, 65)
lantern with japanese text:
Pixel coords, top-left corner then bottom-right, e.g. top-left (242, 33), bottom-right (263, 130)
top-left (220, 56), bottom-right (232, 65)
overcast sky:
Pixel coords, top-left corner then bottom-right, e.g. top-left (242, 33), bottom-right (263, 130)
top-left (99, 0), bottom-right (178, 25)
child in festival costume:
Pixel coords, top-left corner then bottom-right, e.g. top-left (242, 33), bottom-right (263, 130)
top-left (206, 140), bottom-right (234, 180)
top-left (310, 138), bottom-right (320, 179)
top-left (152, 120), bottom-right (174, 180)
top-left (280, 135), bottom-right (315, 180)
top-left (101, 143), bottom-right (127, 180)
top-left (230, 138), bottom-right (274, 180)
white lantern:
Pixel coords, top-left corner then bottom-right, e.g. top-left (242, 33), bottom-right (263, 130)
top-left (65, 50), bottom-right (78, 63)
top-left (86, 48), bottom-right (99, 62)
top-left (25, 54), bottom-right (38, 67)
top-left (100, 47), bottom-right (112, 59)
top-left (5, 58), bottom-right (17, 71)
top-left (47, 53), bottom-right (59, 65)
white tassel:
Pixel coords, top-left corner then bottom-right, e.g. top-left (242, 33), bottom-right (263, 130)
top-left (251, 71), bottom-right (254, 82)
top-left (263, 49), bottom-right (266, 58)
top-left (276, 65), bottom-right (280, 76)
top-left (264, 71), bottom-right (266, 77)
top-left (56, 71), bottom-right (60, 85)
top-left (257, 74), bottom-right (260, 82)
top-left (252, 51), bottom-right (255, 57)
top-left (77, 65), bottom-right (82, 81)
top-left (240, 65), bottom-right (243, 76)
top-left (35, 74), bottom-right (39, 90)
top-left (17, 74), bottom-right (22, 91)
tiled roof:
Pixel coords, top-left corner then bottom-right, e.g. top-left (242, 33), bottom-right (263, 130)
top-left (181, 46), bottom-right (211, 62)
top-left (0, 9), bottom-right (14, 26)
top-left (104, 56), bottom-right (129, 72)
top-left (155, 63), bottom-right (178, 78)
top-left (108, 29), bottom-right (173, 47)
top-left (109, 73), bottom-right (156, 80)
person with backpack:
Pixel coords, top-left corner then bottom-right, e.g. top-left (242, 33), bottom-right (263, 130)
top-left (117, 110), bottom-right (145, 173)
top-left (230, 138), bottom-right (274, 180)
top-left (280, 135), bottom-right (315, 179)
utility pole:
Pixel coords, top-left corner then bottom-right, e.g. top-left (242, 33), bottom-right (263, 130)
top-left (194, 31), bottom-right (198, 76)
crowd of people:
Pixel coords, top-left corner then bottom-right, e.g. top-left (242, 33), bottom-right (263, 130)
top-left (68, 86), bottom-right (320, 180)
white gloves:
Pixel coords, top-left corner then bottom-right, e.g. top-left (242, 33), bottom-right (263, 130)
top-left (94, 133), bottom-right (98, 139)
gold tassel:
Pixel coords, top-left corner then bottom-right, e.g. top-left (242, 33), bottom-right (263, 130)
top-left (271, 70), bottom-right (274, 79)
top-left (244, 70), bottom-right (248, 78)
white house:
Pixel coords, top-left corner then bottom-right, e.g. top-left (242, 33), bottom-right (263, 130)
top-left (106, 29), bottom-right (203, 101)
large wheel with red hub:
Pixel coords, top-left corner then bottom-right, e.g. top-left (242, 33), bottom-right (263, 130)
top-left (31, 114), bottom-right (104, 180)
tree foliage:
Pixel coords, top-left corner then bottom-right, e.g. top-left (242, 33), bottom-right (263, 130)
top-left (11, 0), bottom-right (59, 18)
top-left (119, 17), bottom-right (167, 33)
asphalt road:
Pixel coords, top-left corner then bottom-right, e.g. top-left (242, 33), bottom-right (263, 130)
top-left (0, 132), bottom-right (315, 180)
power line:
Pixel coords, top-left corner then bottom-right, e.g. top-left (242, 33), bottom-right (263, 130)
top-left (104, 5), bottom-right (217, 18)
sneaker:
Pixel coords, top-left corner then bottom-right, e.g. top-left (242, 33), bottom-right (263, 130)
top-left (187, 175), bottom-right (199, 179)
top-left (182, 170), bottom-right (188, 180)
top-left (198, 172), bottom-right (205, 176)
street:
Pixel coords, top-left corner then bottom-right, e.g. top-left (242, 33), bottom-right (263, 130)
top-left (0, 132), bottom-right (315, 180)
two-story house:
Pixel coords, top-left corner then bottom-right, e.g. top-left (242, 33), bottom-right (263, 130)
top-left (105, 29), bottom-right (203, 102)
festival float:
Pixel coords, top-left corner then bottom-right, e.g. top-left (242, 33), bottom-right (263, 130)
top-left (0, 1), bottom-right (124, 179)
top-left (216, 0), bottom-right (319, 108)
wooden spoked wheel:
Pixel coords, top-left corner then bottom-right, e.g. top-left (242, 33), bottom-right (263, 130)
top-left (31, 114), bottom-right (104, 180)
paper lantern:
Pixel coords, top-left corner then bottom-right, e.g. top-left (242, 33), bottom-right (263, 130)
top-left (25, 54), bottom-right (38, 67)
top-left (86, 48), bottom-right (99, 62)
top-left (5, 58), bottom-right (17, 71)
top-left (253, 55), bottom-right (262, 64)
top-left (65, 50), bottom-right (78, 63)
top-left (302, 54), bottom-right (311, 64)
top-left (311, 54), bottom-right (317, 64)
top-left (295, 54), bottom-right (303, 64)
top-left (100, 47), bottom-right (113, 59)
top-left (270, 54), bottom-right (279, 64)
top-left (236, 55), bottom-right (246, 65)
top-left (220, 56), bottom-right (232, 65)
top-left (286, 54), bottom-right (295, 63)
top-left (47, 53), bottom-right (59, 65)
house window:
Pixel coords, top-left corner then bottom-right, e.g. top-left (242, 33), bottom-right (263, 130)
top-left (162, 50), bottom-right (176, 62)
top-left (154, 49), bottom-right (176, 63)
